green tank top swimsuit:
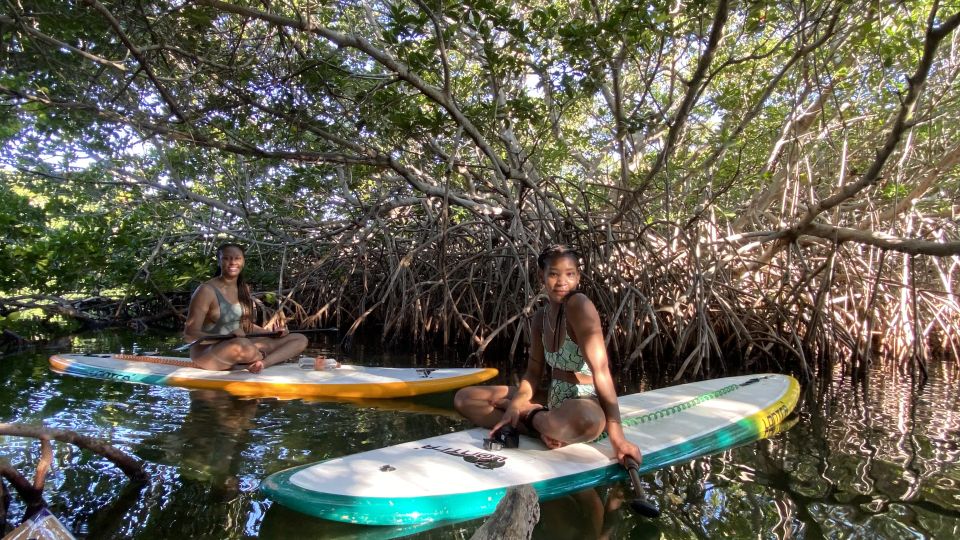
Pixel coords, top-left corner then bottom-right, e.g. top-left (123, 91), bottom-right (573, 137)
top-left (201, 285), bottom-right (244, 335)
top-left (543, 312), bottom-right (597, 409)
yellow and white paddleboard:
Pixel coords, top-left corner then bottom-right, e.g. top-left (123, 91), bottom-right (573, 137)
top-left (49, 353), bottom-right (497, 399)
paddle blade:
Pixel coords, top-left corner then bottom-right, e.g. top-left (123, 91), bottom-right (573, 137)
top-left (629, 498), bottom-right (661, 518)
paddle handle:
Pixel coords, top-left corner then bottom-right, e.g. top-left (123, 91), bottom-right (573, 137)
top-left (175, 327), bottom-right (338, 351)
top-left (624, 457), bottom-right (661, 518)
top-left (174, 332), bottom-right (277, 351)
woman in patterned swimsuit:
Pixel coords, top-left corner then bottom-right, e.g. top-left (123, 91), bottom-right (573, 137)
top-left (454, 245), bottom-right (641, 466)
top-left (183, 243), bottom-right (307, 373)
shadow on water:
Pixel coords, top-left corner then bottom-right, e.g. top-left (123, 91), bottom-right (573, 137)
top-left (0, 329), bottom-right (958, 538)
top-left (533, 486), bottom-right (662, 540)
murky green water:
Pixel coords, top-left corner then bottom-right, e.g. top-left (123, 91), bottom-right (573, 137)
top-left (1, 332), bottom-right (958, 539)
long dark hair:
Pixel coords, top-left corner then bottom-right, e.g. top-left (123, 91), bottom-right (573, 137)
top-left (537, 244), bottom-right (581, 348)
top-left (215, 243), bottom-right (254, 331)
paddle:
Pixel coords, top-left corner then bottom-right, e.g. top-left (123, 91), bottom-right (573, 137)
top-left (174, 327), bottom-right (338, 351)
top-left (624, 457), bottom-right (661, 518)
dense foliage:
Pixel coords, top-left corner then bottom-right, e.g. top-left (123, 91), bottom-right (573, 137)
top-left (2, 1), bottom-right (958, 376)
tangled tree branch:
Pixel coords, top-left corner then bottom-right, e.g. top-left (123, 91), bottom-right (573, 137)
top-left (0, 423), bottom-right (147, 530)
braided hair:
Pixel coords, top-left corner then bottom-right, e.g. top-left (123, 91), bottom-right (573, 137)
top-left (537, 244), bottom-right (581, 271)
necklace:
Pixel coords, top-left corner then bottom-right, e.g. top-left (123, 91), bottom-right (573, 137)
top-left (544, 306), bottom-right (563, 344)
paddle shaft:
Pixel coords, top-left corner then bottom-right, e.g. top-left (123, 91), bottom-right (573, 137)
top-left (175, 327), bottom-right (338, 351)
top-left (624, 457), bottom-right (661, 518)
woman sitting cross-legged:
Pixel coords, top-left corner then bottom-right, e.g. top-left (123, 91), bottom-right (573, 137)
top-left (183, 243), bottom-right (308, 373)
top-left (454, 244), bottom-right (641, 466)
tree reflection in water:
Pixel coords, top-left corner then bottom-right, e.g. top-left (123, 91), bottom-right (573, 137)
top-left (127, 389), bottom-right (260, 538)
top-left (1, 337), bottom-right (958, 539)
top-left (623, 358), bottom-right (960, 539)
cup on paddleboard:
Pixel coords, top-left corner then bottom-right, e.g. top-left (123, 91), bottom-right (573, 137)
top-left (298, 356), bottom-right (340, 370)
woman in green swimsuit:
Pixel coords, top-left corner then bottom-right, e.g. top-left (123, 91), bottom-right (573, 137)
top-left (454, 245), bottom-right (641, 466)
top-left (183, 243), bottom-right (308, 373)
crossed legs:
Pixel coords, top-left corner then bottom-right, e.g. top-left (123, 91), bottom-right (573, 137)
top-left (454, 385), bottom-right (605, 448)
top-left (190, 333), bottom-right (308, 372)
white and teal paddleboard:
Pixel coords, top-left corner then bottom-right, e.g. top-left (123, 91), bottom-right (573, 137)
top-left (261, 373), bottom-right (800, 525)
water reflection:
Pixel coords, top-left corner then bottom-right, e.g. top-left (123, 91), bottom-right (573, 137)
top-left (639, 359), bottom-right (960, 540)
top-left (137, 389), bottom-right (259, 499)
top-left (70, 389), bottom-right (263, 539)
top-left (535, 486), bottom-right (661, 540)
top-left (784, 359), bottom-right (960, 538)
top-left (258, 504), bottom-right (467, 540)
top-left (1, 331), bottom-right (958, 539)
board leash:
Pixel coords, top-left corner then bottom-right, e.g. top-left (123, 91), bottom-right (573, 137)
top-left (108, 354), bottom-right (195, 368)
top-left (593, 376), bottom-right (770, 442)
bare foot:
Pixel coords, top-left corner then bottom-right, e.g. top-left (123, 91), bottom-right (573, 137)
top-left (540, 433), bottom-right (567, 449)
top-left (518, 406), bottom-right (568, 448)
top-left (247, 360), bottom-right (265, 374)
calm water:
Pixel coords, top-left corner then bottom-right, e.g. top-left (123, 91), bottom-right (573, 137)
top-left (1, 331), bottom-right (958, 539)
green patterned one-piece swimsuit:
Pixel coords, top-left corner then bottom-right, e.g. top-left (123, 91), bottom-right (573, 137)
top-left (543, 326), bottom-right (598, 409)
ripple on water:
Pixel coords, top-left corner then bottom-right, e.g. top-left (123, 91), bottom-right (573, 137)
top-left (2, 337), bottom-right (960, 539)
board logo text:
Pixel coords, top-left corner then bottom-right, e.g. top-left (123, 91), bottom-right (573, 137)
top-left (419, 444), bottom-right (506, 469)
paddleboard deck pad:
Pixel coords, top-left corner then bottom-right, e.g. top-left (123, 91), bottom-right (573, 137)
top-left (48, 354), bottom-right (497, 399)
top-left (261, 373), bottom-right (799, 525)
